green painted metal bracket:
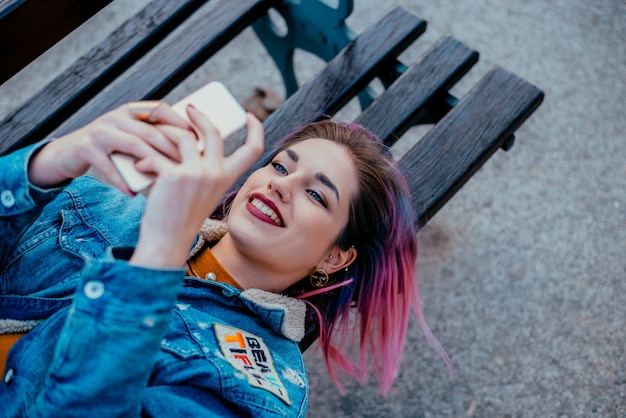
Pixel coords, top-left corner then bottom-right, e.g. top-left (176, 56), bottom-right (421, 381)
top-left (253, 0), bottom-right (389, 109)
top-left (253, 0), bottom-right (468, 132)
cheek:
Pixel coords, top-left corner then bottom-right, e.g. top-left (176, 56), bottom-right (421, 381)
top-left (292, 212), bottom-right (343, 251)
top-left (278, 233), bottom-right (330, 269)
top-left (230, 192), bottom-right (247, 213)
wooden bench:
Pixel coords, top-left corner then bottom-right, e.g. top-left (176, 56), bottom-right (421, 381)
top-left (0, 0), bottom-right (544, 354)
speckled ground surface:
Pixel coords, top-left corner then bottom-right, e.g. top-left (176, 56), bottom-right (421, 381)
top-left (1, 1), bottom-right (623, 416)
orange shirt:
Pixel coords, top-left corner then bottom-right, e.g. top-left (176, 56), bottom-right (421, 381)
top-left (186, 248), bottom-right (243, 290)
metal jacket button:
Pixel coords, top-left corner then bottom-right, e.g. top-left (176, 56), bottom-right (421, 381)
top-left (1, 190), bottom-right (15, 208)
top-left (84, 280), bottom-right (105, 299)
top-left (4, 368), bottom-right (14, 384)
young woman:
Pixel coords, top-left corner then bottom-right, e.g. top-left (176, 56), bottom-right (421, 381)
top-left (0, 102), bottom-right (446, 416)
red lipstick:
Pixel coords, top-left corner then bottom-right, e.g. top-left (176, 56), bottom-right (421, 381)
top-left (246, 192), bottom-right (285, 227)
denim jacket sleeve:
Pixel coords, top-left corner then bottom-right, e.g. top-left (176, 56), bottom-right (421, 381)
top-left (0, 141), bottom-right (68, 260)
top-left (29, 252), bottom-right (185, 417)
top-left (1, 142), bottom-right (185, 416)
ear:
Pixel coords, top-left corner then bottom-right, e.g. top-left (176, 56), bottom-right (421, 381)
top-left (317, 246), bottom-right (357, 275)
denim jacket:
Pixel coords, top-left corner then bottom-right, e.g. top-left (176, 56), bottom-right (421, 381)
top-left (0, 142), bottom-right (309, 417)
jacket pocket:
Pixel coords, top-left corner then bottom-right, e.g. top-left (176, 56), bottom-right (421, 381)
top-left (2, 208), bottom-right (111, 296)
top-left (57, 209), bottom-right (110, 260)
top-left (160, 309), bottom-right (205, 360)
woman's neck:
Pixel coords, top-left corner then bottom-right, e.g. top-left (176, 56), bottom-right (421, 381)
top-left (210, 233), bottom-right (290, 293)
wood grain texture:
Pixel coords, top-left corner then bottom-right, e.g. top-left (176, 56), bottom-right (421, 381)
top-left (355, 35), bottom-right (478, 145)
top-left (400, 67), bottom-right (544, 227)
top-left (47, 0), bottom-right (277, 142)
top-left (227, 7), bottom-right (426, 157)
top-left (0, 0), bottom-right (209, 155)
top-left (226, 6), bottom-right (426, 190)
top-left (0, 0), bottom-right (113, 83)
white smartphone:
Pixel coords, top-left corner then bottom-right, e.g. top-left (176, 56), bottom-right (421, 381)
top-left (111, 81), bottom-right (248, 192)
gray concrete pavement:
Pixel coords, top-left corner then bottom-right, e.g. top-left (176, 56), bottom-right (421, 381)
top-left (1, 0), bottom-right (623, 416)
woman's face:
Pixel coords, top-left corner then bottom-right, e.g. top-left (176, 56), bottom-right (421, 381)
top-left (226, 138), bottom-right (359, 289)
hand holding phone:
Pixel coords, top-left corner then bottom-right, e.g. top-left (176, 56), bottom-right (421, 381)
top-left (111, 81), bottom-right (248, 192)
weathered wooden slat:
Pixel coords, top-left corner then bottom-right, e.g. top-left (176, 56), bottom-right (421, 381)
top-left (0, 0), bottom-right (113, 83)
top-left (355, 35), bottom-right (478, 145)
top-left (48, 0), bottom-right (277, 142)
top-left (226, 6), bottom-right (426, 194)
top-left (230, 6), bottom-right (426, 158)
top-left (0, 0), bottom-right (210, 156)
top-left (401, 67), bottom-right (544, 228)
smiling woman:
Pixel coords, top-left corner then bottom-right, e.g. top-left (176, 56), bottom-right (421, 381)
top-left (212, 137), bottom-right (358, 293)
top-left (0, 104), bottom-right (448, 416)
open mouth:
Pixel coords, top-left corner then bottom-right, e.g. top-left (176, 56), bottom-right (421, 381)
top-left (248, 194), bottom-right (284, 227)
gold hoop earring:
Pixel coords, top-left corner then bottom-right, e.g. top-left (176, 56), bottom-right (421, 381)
top-left (309, 268), bottom-right (329, 288)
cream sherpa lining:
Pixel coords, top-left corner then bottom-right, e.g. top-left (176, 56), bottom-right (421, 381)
top-left (188, 218), bottom-right (229, 257)
top-left (239, 289), bottom-right (307, 342)
top-left (0, 319), bottom-right (40, 334)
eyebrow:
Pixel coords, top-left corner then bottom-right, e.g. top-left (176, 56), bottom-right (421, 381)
top-left (286, 149), bottom-right (299, 162)
top-left (316, 173), bottom-right (339, 202)
top-left (286, 148), bottom-right (340, 202)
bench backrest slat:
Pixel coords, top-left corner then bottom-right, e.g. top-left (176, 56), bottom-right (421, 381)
top-left (0, 0), bottom-right (113, 83)
top-left (49, 0), bottom-right (276, 142)
top-left (243, 7), bottom-right (426, 151)
top-left (401, 67), bottom-right (544, 227)
top-left (355, 35), bottom-right (478, 145)
top-left (0, 0), bottom-right (210, 156)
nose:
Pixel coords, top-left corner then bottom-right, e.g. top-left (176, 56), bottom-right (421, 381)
top-left (268, 178), bottom-right (291, 202)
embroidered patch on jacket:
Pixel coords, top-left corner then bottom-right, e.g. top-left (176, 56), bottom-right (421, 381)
top-left (214, 323), bottom-right (291, 405)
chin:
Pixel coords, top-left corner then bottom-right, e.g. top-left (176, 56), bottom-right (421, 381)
top-left (227, 215), bottom-right (270, 248)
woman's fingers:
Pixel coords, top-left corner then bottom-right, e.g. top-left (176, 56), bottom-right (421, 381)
top-left (126, 100), bottom-right (192, 130)
top-left (140, 111), bottom-right (263, 199)
top-left (89, 151), bottom-right (136, 196)
top-left (223, 113), bottom-right (264, 178)
top-left (117, 102), bottom-right (194, 161)
top-left (133, 152), bottom-right (172, 179)
top-left (153, 124), bottom-right (201, 162)
top-left (133, 126), bottom-right (199, 179)
top-left (145, 101), bottom-right (195, 131)
top-left (186, 109), bottom-right (263, 188)
top-left (90, 123), bottom-right (161, 162)
top-left (127, 101), bottom-right (162, 122)
top-left (185, 104), bottom-right (221, 160)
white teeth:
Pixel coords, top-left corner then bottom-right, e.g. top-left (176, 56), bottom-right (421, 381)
top-left (251, 198), bottom-right (282, 226)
